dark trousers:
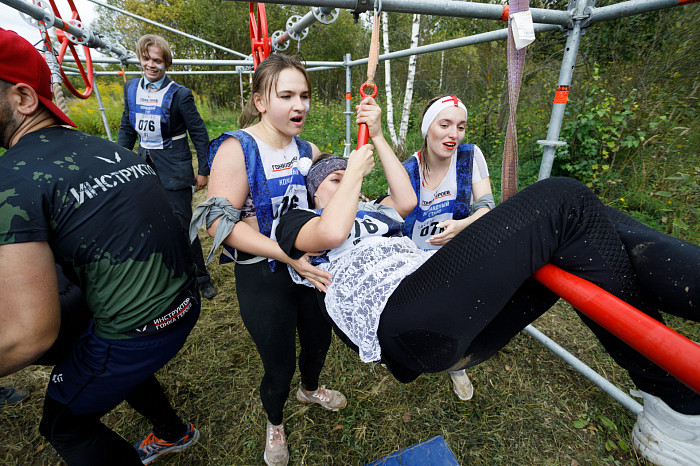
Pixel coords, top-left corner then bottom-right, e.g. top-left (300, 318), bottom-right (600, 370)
top-left (379, 177), bottom-right (699, 414)
top-left (235, 259), bottom-right (333, 425)
top-left (40, 376), bottom-right (184, 465)
top-left (37, 267), bottom-right (197, 465)
top-left (165, 187), bottom-right (210, 284)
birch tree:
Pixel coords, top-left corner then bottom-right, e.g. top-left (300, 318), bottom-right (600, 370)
top-left (439, 50), bottom-right (445, 90)
top-left (397, 13), bottom-right (421, 154)
top-left (382, 12), bottom-right (399, 146)
top-left (380, 12), bottom-right (421, 154)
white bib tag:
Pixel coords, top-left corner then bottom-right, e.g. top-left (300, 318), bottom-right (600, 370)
top-left (411, 155), bottom-right (459, 250)
top-left (134, 81), bottom-right (176, 149)
top-left (135, 113), bottom-right (163, 149)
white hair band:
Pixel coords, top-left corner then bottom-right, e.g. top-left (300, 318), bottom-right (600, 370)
top-left (420, 96), bottom-right (468, 138)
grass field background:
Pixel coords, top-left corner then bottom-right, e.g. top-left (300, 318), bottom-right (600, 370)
top-left (1, 91), bottom-right (698, 465)
top-left (4, 177), bottom-right (697, 465)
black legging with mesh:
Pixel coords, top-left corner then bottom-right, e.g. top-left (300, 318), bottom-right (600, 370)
top-left (235, 259), bottom-right (333, 425)
top-left (375, 177), bottom-right (699, 414)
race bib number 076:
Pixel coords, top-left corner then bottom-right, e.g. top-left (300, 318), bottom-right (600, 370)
top-left (135, 113), bottom-right (164, 149)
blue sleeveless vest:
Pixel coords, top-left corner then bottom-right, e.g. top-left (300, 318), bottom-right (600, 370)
top-left (207, 130), bottom-right (313, 269)
top-left (402, 143), bottom-right (475, 237)
top-left (126, 78), bottom-right (181, 148)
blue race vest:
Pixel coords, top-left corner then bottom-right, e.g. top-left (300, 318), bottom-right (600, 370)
top-left (127, 78), bottom-right (181, 149)
top-left (402, 143), bottom-right (474, 237)
top-left (207, 130), bottom-right (313, 270)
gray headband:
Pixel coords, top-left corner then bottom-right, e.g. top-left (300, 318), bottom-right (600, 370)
top-left (306, 156), bottom-right (348, 202)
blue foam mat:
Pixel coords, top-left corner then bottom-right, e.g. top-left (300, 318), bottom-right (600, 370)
top-left (365, 435), bottom-right (460, 465)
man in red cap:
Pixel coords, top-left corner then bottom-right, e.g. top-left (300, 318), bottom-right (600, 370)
top-left (0, 28), bottom-right (201, 465)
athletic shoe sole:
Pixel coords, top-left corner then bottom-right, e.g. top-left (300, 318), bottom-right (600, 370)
top-left (450, 372), bottom-right (474, 401)
top-left (632, 417), bottom-right (699, 465)
top-left (142, 427), bottom-right (200, 465)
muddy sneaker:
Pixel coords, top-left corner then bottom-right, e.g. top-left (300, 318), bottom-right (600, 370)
top-left (134, 422), bottom-right (199, 465)
top-left (631, 390), bottom-right (700, 466)
top-left (449, 370), bottom-right (474, 401)
top-left (264, 422), bottom-right (288, 466)
top-left (200, 280), bottom-right (218, 300)
top-left (0, 387), bottom-right (29, 406)
top-left (296, 383), bottom-right (347, 411)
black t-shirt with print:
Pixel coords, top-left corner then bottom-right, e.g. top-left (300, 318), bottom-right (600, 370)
top-left (0, 127), bottom-right (194, 338)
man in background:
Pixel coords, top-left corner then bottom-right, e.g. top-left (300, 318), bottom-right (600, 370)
top-left (118, 34), bottom-right (217, 299)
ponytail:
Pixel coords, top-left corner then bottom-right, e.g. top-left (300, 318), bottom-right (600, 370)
top-left (238, 98), bottom-right (260, 128)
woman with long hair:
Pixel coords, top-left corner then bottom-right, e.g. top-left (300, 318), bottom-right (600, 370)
top-left (202, 54), bottom-right (346, 466)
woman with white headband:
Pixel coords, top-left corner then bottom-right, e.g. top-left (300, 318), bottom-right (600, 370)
top-left (401, 95), bottom-right (496, 400)
top-left (275, 145), bottom-right (699, 466)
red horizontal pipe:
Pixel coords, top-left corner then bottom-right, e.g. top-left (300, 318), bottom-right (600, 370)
top-left (534, 264), bottom-right (700, 395)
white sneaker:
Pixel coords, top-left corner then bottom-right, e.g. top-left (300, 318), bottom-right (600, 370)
top-left (449, 369), bottom-right (474, 401)
top-left (296, 383), bottom-right (347, 411)
top-left (264, 422), bottom-right (288, 466)
top-left (631, 390), bottom-right (700, 465)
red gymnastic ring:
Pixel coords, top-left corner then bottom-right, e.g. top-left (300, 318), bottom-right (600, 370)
top-left (360, 81), bottom-right (378, 99)
top-left (356, 82), bottom-right (378, 148)
top-left (49, 0), bottom-right (94, 99)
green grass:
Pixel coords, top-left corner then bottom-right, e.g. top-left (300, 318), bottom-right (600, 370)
top-left (1, 102), bottom-right (698, 465)
top-left (6, 254), bottom-right (697, 464)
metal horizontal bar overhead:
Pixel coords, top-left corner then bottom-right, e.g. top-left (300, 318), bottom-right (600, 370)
top-left (225, 0), bottom-right (570, 24)
top-left (61, 57), bottom-right (345, 67)
top-left (1, 0), bottom-right (129, 59)
top-left (226, 0), bottom-right (691, 27)
top-left (272, 7), bottom-right (338, 49)
top-left (85, 0), bottom-right (250, 59)
top-left (64, 68), bottom-right (340, 76)
top-left (347, 23), bottom-right (561, 67)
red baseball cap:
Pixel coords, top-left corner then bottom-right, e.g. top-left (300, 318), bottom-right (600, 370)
top-left (0, 28), bottom-right (76, 127)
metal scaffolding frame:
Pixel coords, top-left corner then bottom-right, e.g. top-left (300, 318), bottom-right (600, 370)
top-left (3, 0), bottom-right (696, 416)
top-left (85, 0), bottom-right (250, 59)
top-left (2, 0), bottom-right (130, 60)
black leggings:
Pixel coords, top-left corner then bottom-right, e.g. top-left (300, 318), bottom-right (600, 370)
top-left (379, 177), bottom-right (699, 414)
top-left (235, 260), bottom-right (333, 425)
top-left (165, 187), bottom-right (211, 284)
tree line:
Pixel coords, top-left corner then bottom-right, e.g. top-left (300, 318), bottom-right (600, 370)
top-left (82, 0), bottom-right (698, 239)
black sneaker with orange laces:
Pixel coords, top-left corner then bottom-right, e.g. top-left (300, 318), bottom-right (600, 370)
top-left (133, 422), bottom-right (200, 465)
